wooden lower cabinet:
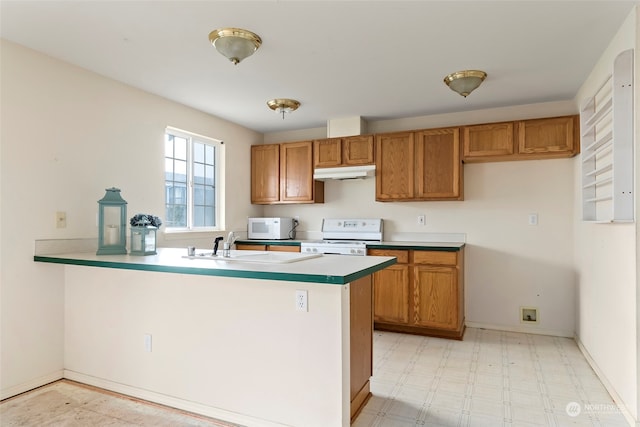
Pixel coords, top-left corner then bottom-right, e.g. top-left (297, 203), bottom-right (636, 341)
top-left (369, 248), bottom-right (465, 340)
top-left (236, 243), bottom-right (300, 252)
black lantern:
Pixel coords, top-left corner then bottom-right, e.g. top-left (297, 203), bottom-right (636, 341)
top-left (97, 187), bottom-right (127, 255)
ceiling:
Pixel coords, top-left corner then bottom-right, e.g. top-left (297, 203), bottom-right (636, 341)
top-left (1, 1), bottom-right (637, 134)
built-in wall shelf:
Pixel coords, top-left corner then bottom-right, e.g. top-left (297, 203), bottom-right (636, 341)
top-left (580, 49), bottom-right (634, 223)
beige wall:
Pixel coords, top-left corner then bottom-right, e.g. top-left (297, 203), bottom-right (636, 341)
top-left (264, 101), bottom-right (578, 338)
top-left (0, 39), bottom-right (262, 397)
top-left (63, 266), bottom-right (351, 427)
top-left (573, 8), bottom-right (638, 422)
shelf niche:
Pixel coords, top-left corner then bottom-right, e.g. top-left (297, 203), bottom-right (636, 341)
top-left (580, 48), bottom-right (634, 223)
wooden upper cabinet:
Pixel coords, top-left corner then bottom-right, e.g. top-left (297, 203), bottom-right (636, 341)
top-left (463, 122), bottom-right (514, 160)
top-left (281, 141), bottom-right (324, 203)
top-left (314, 135), bottom-right (374, 168)
top-left (415, 128), bottom-right (463, 200)
top-left (517, 115), bottom-right (578, 157)
top-left (376, 129), bottom-right (462, 201)
top-left (375, 132), bottom-right (415, 200)
top-left (314, 138), bottom-right (342, 167)
top-left (251, 144), bottom-right (280, 204)
top-left (463, 115), bottom-right (579, 162)
top-left (251, 141), bottom-right (323, 204)
top-left (343, 135), bottom-right (374, 165)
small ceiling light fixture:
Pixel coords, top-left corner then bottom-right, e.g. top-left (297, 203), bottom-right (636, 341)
top-left (444, 70), bottom-right (487, 97)
top-left (208, 27), bottom-right (262, 65)
top-left (267, 98), bottom-right (301, 119)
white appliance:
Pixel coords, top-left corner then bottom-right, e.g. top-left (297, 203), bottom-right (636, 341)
top-left (313, 165), bottom-right (375, 180)
top-left (301, 218), bottom-right (383, 256)
top-left (248, 217), bottom-right (295, 240)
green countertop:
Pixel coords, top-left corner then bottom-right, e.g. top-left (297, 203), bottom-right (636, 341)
top-left (34, 248), bottom-right (396, 285)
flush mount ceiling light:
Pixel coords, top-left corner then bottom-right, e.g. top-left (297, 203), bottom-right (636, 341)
top-left (267, 98), bottom-right (301, 119)
top-left (444, 70), bottom-right (487, 97)
top-left (208, 27), bottom-right (262, 65)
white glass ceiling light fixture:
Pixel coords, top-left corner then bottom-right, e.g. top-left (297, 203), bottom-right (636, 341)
top-left (444, 70), bottom-right (487, 97)
top-left (267, 99), bottom-right (301, 119)
top-left (208, 28), bottom-right (262, 65)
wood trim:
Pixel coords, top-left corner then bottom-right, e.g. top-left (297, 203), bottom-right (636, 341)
top-left (350, 381), bottom-right (372, 422)
top-left (374, 321), bottom-right (465, 340)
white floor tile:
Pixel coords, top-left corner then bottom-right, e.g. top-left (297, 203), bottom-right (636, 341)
top-left (3, 328), bottom-right (630, 427)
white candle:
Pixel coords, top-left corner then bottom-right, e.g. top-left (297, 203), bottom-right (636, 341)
top-left (131, 230), bottom-right (142, 251)
top-left (106, 225), bottom-right (118, 245)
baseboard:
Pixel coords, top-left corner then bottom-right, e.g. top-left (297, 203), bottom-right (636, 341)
top-left (465, 321), bottom-right (574, 338)
top-left (63, 370), bottom-right (287, 427)
top-left (574, 338), bottom-right (637, 427)
top-left (1, 370), bottom-right (64, 400)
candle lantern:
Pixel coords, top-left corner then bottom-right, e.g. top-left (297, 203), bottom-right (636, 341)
top-left (130, 226), bottom-right (157, 255)
top-left (97, 187), bottom-right (128, 255)
top-left (129, 214), bottom-right (162, 256)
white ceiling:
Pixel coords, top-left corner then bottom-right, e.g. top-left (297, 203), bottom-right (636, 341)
top-left (1, 1), bottom-right (637, 134)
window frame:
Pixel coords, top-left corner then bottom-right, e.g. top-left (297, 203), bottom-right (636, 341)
top-left (164, 127), bottom-right (223, 233)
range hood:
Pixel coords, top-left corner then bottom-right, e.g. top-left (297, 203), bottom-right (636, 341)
top-left (313, 165), bottom-right (375, 181)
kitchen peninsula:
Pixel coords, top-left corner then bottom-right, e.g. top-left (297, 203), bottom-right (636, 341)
top-left (34, 248), bottom-right (395, 427)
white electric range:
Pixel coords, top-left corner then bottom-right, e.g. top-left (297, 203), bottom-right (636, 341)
top-left (300, 218), bottom-right (383, 256)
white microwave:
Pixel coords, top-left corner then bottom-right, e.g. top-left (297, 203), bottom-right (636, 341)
top-left (248, 217), bottom-right (295, 240)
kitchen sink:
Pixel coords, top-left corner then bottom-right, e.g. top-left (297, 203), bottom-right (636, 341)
top-left (182, 251), bottom-right (322, 264)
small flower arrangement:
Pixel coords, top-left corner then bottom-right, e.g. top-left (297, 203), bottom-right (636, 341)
top-left (130, 214), bottom-right (163, 228)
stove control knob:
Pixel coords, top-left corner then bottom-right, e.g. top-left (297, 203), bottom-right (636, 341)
top-left (312, 248), bottom-right (318, 253)
top-left (350, 249), bottom-right (355, 254)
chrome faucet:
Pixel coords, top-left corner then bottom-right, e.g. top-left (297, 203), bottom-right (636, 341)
top-left (213, 236), bottom-right (224, 255)
top-left (222, 232), bottom-right (236, 257)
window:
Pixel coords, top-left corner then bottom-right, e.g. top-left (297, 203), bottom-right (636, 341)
top-left (164, 128), bottom-right (222, 230)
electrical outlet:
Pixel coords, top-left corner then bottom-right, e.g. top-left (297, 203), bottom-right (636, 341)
top-left (144, 333), bottom-right (152, 352)
top-left (417, 215), bottom-right (426, 226)
top-left (528, 213), bottom-right (538, 226)
top-left (295, 290), bottom-right (308, 312)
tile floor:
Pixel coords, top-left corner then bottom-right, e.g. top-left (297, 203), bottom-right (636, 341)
top-left (0, 328), bottom-right (631, 427)
top-left (356, 328), bottom-right (630, 427)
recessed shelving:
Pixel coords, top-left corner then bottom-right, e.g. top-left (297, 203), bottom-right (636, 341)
top-left (580, 49), bottom-right (634, 223)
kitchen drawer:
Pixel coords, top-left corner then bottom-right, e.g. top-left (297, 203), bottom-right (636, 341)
top-left (413, 250), bottom-right (457, 266)
top-left (267, 245), bottom-right (300, 253)
top-left (236, 244), bottom-right (267, 251)
top-left (367, 249), bottom-right (409, 264)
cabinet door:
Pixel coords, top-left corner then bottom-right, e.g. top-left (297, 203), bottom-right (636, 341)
top-left (463, 122), bottom-right (514, 160)
top-left (280, 141), bottom-right (314, 202)
top-left (343, 135), bottom-right (374, 165)
top-left (415, 128), bottom-right (462, 200)
top-left (373, 264), bottom-right (410, 324)
top-left (413, 265), bottom-right (458, 330)
top-left (314, 138), bottom-right (342, 168)
top-left (251, 144), bottom-right (280, 204)
top-left (517, 115), bottom-right (577, 156)
top-left (375, 132), bottom-right (414, 200)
